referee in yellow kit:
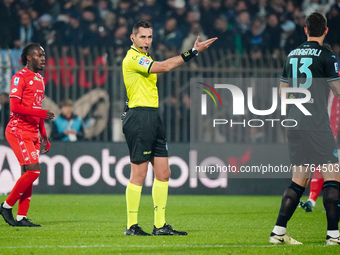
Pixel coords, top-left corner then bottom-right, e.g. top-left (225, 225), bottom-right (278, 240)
top-left (122, 20), bottom-right (217, 236)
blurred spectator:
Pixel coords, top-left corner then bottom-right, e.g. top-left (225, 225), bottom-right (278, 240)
top-left (138, 7), bottom-right (153, 24)
top-left (97, 0), bottom-right (111, 20)
top-left (115, 0), bottom-right (135, 28)
top-left (140, 0), bottom-right (165, 26)
top-left (156, 17), bottom-right (183, 51)
top-left (222, 0), bottom-right (237, 23)
top-left (80, 0), bottom-right (96, 11)
top-left (281, 19), bottom-right (304, 54)
top-left (63, 11), bottom-right (83, 48)
top-left (117, 16), bottom-right (129, 28)
top-left (32, 0), bottom-right (61, 22)
top-left (285, 0), bottom-right (299, 20)
top-left (332, 43), bottom-right (340, 64)
top-left (0, 0), bottom-right (337, 58)
top-left (98, 11), bottom-right (117, 46)
top-left (103, 11), bottom-right (117, 32)
top-left (0, 92), bottom-right (10, 140)
top-left (326, 4), bottom-right (340, 45)
top-left (51, 99), bottom-right (84, 141)
top-left (255, 0), bottom-right (273, 20)
top-left (31, 14), bottom-right (56, 47)
top-left (200, 0), bottom-right (220, 36)
top-left (80, 6), bottom-right (101, 48)
top-left (106, 25), bottom-right (130, 59)
top-left (63, 0), bottom-right (82, 14)
top-left (248, 0), bottom-right (260, 17)
top-left (303, 0), bottom-right (333, 16)
top-left (235, 10), bottom-right (251, 37)
top-left (210, 16), bottom-right (239, 52)
top-left (270, 0), bottom-right (286, 17)
top-left (188, 0), bottom-right (200, 13)
top-left (186, 10), bottom-right (200, 26)
top-left (181, 21), bottom-right (207, 52)
top-left (263, 14), bottom-right (282, 55)
top-left (171, 0), bottom-right (190, 36)
top-left (0, 0), bottom-right (18, 49)
top-left (13, 11), bottom-right (36, 49)
top-left (243, 19), bottom-right (266, 60)
top-left (235, 0), bottom-right (249, 13)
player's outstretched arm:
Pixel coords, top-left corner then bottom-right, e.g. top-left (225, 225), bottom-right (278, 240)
top-left (10, 97), bottom-right (55, 119)
top-left (150, 36), bottom-right (217, 74)
top-left (329, 80), bottom-right (340, 98)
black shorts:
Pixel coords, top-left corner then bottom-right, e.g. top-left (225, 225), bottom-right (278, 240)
top-left (122, 107), bottom-right (168, 163)
top-left (287, 130), bottom-right (339, 166)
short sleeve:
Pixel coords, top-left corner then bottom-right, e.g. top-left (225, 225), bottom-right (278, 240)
top-left (9, 75), bottom-right (25, 100)
top-left (127, 54), bottom-right (154, 74)
top-left (325, 53), bottom-right (340, 82)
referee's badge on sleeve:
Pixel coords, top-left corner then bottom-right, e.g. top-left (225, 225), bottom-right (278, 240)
top-left (139, 56), bottom-right (151, 69)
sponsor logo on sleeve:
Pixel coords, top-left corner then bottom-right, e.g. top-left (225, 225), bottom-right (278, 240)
top-left (138, 56), bottom-right (151, 68)
top-left (11, 88), bottom-right (17, 93)
top-left (13, 77), bottom-right (19, 85)
top-left (335, 62), bottom-right (338, 73)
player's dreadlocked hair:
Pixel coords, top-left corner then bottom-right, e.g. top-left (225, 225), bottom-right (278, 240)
top-left (132, 20), bottom-right (152, 35)
top-left (21, 43), bottom-right (41, 66)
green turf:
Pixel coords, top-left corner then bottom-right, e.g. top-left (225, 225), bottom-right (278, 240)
top-left (0, 195), bottom-right (339, 254)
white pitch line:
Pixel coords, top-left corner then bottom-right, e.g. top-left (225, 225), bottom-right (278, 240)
top-left (1, 244), bottom-right (328, 249)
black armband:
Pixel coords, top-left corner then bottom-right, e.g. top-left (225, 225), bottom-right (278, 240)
top-left (181, 48), bottom-right (198, 62)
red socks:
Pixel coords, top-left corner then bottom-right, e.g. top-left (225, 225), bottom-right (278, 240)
top-left (17, 184), bottom-right (33, 216)
top-left (309, 169), bottom-right (324, 202)
top-left (6, 171), bottom-right (40, 212)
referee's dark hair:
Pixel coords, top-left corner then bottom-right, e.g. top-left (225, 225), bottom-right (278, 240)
top-left (21, 43), bottom-right (41, 66)
top-left (305, 12), bottom-right (327, 37)
top-left (132, 20), bottom-right (152, 35)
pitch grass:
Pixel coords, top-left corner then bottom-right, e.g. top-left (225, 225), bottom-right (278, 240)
top-left (0, 195), bottom-right (339, 254)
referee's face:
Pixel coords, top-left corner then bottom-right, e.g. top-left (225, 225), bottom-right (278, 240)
top-left (132, 27), bottom-right (153, 54)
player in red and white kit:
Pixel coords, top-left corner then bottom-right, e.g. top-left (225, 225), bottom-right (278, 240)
top-left (300, 80), bottom-right (340, 212)
top-left (0, 43), bottom-right (54, 227)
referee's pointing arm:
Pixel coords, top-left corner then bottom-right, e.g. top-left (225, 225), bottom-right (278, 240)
top-left (149, 36), bottom-right (218, 73)
top-left (130, 23), bottom-right (217, 74)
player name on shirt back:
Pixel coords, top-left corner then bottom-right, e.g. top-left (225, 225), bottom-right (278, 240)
top-left (288, 48), bottom-right (322, 57)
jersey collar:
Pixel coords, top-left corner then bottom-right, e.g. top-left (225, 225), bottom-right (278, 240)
top-left (131, 46), bottom-right (149, 57)
top-left (307, 41), bottom-right (320, 45)
top-left (24, 67), bottom-right (40, 76)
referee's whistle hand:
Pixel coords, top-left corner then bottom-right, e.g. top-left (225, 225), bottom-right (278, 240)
top-left (194, 36), bottom-right (218, 53)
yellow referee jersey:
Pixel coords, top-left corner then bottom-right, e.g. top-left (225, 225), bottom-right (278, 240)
top-left (122, 46), bottom-right (158, 108)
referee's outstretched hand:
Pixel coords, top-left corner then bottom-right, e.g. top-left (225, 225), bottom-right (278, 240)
top-left (194, 36), bottom-right (218, 53)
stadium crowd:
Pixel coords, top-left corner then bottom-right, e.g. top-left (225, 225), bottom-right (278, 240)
top-left (1, 0), bottom-right (340, 58)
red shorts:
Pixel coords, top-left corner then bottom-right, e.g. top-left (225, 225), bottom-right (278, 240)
top-left (5, 131), bottom-right (41, 166)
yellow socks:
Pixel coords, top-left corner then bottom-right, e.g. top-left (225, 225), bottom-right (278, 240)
top-left (126, 182), bottom-right (142, 229)
top-left (152, 179), bottom-right (169, 228)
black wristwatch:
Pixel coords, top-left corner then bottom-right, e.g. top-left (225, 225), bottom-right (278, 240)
top-left (192, 47), bottom-right (198, 56)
